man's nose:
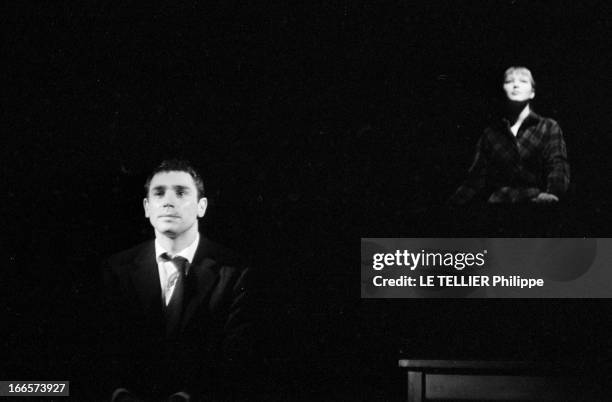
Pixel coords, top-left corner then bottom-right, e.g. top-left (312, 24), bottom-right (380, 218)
top-left (161, 193), bottom-right (177, 207)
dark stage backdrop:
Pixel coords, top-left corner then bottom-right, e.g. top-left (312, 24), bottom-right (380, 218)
top-left (4, 1), bottom-right (612, 400)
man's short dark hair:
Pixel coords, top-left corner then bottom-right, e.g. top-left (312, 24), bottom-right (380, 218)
top-left (144, 159), bottom-right (205, 199)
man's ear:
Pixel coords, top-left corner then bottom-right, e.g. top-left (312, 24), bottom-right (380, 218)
top-left (197, 197), bottom-right (208, 218)
top-left (143, 198), bottom-right (150, 218)
top-left (530, 90), bottom-right (535, 100)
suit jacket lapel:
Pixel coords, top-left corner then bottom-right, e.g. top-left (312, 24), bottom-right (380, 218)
top-left (130, 241), bottom-right (164, 324)
top-left (182, 238), bottom-right (219, 329)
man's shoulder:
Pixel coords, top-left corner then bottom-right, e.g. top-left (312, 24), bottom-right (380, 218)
top-left (197, 238), bottom-right (249, 272)
top-left (106, 240), bottom-right (153, 267)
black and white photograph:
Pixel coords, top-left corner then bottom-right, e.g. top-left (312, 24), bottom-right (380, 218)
top-left (4, 1), bottom-right (612, 400)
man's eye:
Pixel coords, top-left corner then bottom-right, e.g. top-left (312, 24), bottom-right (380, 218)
top-left (154, 191), bottom-right (164, 197)
top-left (176, 191), bottom-right (185, 197)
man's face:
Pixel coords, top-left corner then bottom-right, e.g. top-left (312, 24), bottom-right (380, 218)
top-left (503, 71), bottom-right (535, 102)
top-left (143, 171), bottom-right (207, 238)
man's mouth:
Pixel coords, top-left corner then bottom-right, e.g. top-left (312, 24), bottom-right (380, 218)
top-left (160, 214), bottom-right (180, 219)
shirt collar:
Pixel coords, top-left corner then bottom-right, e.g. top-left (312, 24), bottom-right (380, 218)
top-left (523, 110), bottom-right (541, 126)
top-left (155, 233), bottom-right (200, 264)
top-left (501, 110), bottom-right (541, 127)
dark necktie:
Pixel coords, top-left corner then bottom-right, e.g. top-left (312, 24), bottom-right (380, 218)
top-left (161, 253), bottom-right (189, 338)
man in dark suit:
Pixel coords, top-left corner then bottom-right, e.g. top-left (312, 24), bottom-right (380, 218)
top-left (101, 160), bottom-right (253, 402)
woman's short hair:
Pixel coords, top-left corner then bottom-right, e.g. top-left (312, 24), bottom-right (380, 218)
top-left (503, 66), bottom-right (536, 89)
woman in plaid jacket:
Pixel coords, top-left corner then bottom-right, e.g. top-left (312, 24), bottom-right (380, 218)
top-left (451, 66), bottom-right (570, 204)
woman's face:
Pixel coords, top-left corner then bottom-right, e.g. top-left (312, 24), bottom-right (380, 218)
top-left (503, 72), bottom-right (535, 102)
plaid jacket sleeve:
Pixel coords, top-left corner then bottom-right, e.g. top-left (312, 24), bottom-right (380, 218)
top-left (449, 135), bottom-right (487, 204)
top-left (542, 120), bottom-right (570, 197)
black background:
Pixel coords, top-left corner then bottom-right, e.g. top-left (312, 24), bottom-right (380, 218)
top-left (4, 1), bottom-right (612, 400)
